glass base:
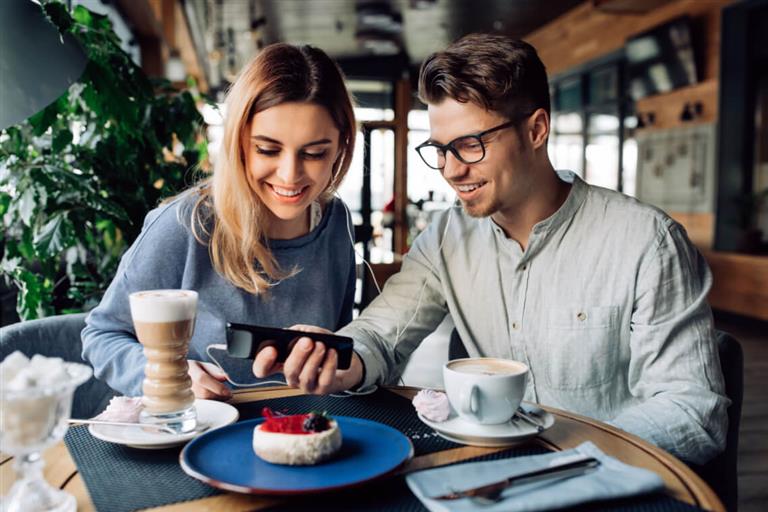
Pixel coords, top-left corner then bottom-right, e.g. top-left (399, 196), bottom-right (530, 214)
top-left (140, 405), bottom-right (197, 434)
top-left (2, 477), bottom-right (76, 512)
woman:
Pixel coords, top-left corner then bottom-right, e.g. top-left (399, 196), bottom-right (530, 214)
top-left (82, 43), bottom-right (357, 400)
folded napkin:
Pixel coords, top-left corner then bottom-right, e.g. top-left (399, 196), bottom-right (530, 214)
top-left (406, 441), bottom-right (664, 512)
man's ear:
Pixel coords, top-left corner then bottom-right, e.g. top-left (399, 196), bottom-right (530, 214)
top-left (526, 109), bottom-right (550, 150)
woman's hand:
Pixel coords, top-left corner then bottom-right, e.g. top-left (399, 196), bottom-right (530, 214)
top-left (188, 360), bottom-right (232, 400)
top-left (252, 324), bottom-right (364, 395)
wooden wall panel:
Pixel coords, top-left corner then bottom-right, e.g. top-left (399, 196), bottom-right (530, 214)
top-left (702, 251), bottom-right (768, 321)
top-left (670, 212), bottom-right (715, 249)
top-left (635, 79), bottom-right (718, 130)
top-left (526, 0), bottom-right (732, 80)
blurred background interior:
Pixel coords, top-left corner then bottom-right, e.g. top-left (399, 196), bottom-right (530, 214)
top-left (0, 1), bottom-right (766, 510)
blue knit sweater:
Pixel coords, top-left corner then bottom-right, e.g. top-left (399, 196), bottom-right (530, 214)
top-left (82, 191), bottom-right (356, 396)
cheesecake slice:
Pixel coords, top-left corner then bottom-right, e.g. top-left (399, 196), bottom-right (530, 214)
top-left (252, 407), bottom-right (342, 465)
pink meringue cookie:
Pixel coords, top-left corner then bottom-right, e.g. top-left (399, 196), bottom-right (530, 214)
top-left (412, 389), bottom-right (451, 422)
top-left (93, 396), bottom-right (144, 422)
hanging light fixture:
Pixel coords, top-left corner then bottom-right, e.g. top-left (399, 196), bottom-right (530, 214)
top-left (0, 0), bottom-right (87, 130)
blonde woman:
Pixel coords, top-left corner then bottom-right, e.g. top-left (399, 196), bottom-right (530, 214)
top-left (82, 43), bottom-right (357, 400)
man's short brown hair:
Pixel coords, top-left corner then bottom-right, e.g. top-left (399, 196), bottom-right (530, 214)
top-left (418, 33), bottom-right (550, 122)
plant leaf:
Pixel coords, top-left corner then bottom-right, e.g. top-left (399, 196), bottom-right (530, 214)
top-left (52, 129), bottom-right (74, 153)
top-left (34, 213), bottom-right (73, 255)
top-left (18, 187), bottom-right (36, 226)
top-left (44, 2), bottom-right (75, 33)
top-left (15, 269), bottom-right (44, 321)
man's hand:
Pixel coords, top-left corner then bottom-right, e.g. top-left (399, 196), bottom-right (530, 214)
top-left (252, 324), bottom-right (364, 395)
top-left (188, 360), bottom-right (232, 400)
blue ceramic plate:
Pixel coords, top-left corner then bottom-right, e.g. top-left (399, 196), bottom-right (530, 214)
top-left (180, 416), bottom-right (414, 494)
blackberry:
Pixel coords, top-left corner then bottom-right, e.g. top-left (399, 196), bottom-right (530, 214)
top-left (303, 412), bottom-right (330, 432)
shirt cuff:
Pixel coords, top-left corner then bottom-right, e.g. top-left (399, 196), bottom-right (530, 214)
top-left (350, 343), bottom-right (380, 390)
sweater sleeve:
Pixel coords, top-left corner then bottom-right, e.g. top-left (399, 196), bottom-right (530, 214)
top-left (81, 201), bottom-right (193, 396)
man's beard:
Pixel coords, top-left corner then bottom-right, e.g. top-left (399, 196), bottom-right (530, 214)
top-left (460, 195), bottom-right (499, 218)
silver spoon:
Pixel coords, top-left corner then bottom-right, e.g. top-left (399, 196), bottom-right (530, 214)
top-left (514, 407), bottom-right (545, 432)
top-left (68, 418), bottom-right (208, 435)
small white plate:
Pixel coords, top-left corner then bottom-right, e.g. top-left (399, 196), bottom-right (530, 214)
top-left (88, 399), bottom-right (239, 449)
top-left (418, 401), bottom-right (554, 447)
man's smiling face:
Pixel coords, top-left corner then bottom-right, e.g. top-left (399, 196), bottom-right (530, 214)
top-left (426, 98), bottom-right (537, 220)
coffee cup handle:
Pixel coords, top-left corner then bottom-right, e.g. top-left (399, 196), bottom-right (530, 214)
top-left (459, 384), bottom-right (480, 419)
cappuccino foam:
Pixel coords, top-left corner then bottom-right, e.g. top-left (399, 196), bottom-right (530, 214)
top-left (448, 359), bottom-right (527, 376)
top-left (129, 290), bottom-right (197, 323)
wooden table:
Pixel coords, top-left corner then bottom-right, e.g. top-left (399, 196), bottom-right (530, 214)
top-left (1, 386), bottom-right (725, 512)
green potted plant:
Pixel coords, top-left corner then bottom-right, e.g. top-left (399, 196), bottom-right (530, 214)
top-left (0, 2), bottom-right (207, 321)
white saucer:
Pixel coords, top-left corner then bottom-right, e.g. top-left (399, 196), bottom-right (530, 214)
top-left (88, 399), bottom-right (239, 449)
top-left (418, 401), bottom-right (554, 447)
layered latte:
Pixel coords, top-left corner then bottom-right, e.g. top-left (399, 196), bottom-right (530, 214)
top-left (129, 290), bottom-right (198, 433)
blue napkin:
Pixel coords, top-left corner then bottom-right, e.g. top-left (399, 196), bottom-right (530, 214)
top-left (405, 441), bottom-right (664, 512)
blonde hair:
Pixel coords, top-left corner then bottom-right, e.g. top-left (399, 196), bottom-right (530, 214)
top-left (191, 43), bottom-right (356, 294)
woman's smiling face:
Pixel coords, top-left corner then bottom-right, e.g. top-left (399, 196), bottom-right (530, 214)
top-left (243, 101), bottom-right (340, 239)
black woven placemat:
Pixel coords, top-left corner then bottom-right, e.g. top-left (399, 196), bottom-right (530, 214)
top-left (262, 447), bottom-right (706, 512)
top-left (235, 388), bottom-right (460, 455)
top-left (64, 426), bottom-right (219, 512)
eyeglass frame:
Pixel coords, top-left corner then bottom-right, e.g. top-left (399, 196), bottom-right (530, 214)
top-left (414, 116), bottom-right (530, 170)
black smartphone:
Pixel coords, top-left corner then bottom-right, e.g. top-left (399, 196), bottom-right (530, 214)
top-left (225, 322), bottom-right (354, 370)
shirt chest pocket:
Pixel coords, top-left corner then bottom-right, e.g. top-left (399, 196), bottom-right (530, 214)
top-left (542, 306), bottom-right (620, 390)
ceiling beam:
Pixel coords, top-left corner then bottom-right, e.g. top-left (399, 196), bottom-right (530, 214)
top-left (114, 0), bottom-right (208, 91)
top-left (592, 0), bottom-right (674, 14)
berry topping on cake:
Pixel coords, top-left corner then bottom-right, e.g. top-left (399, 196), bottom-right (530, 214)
top-left (260, 407), bottom-right (332, 434)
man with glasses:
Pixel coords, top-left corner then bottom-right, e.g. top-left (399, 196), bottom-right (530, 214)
top-left (254, 33), bottom-right (727, 465)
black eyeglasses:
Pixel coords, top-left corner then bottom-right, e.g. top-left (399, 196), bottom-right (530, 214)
top-left (415, 120), bottom-right (517, 170)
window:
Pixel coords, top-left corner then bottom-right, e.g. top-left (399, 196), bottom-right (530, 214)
top-left (549, 58), bottom-right (636, 195)
top-left (406, 110), bottom-right (455, 245)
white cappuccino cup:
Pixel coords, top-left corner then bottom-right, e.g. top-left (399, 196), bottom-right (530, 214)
top-left (443, 357), bottom-right (528, 425)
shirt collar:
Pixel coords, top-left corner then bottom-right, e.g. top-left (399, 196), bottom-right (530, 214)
top-left (486, 170), bottom-right (588, 257)
top-left (529, 170), bottom-right (587, 237)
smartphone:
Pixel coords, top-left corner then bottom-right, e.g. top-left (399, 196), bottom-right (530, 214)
top-left (225, 322), bottom-right (354, 370)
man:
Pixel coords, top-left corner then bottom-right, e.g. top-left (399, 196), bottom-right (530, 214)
top-left (254, 33), bottom-right (728, 464)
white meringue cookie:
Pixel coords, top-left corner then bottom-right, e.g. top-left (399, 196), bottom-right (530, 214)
top-left (412, 389), bottom-right (451, 422)
top-left (94, 396), bottom-right (144, 422)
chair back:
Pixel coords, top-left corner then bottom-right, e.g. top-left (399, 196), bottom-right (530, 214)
top-left (448, 327), bottom-right (469, 361)
top-left (691, 330), bottom-right (743, 511)
top-left (358, 261), bottom-right (402, 310)
top-left (0, 313), bottom-right (117, 418)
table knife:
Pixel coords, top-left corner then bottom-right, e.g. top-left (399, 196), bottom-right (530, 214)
top-left (432, 456), bottom-right (600, 501)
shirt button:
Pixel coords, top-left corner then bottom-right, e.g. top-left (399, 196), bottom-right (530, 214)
top-left (577, 312), bottom-right (587, 321)
top-left (512, 322), bottom-right (520, 330)
top-left (521, 265), bottom-right (527, 271)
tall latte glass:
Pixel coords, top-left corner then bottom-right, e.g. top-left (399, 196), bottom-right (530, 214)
top-left (129, 290), bottom-right (198, 434)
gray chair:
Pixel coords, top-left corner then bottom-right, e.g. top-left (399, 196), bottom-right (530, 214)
top-left (688, 331), bottom-right (743, 512)
top-left (448, 328), bottom-right (743, 511)
top-left (0, 313), bottom-right (118, 419)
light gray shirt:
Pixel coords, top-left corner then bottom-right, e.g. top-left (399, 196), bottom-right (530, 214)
top-left (340, 171), bottom-right (728, 464)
